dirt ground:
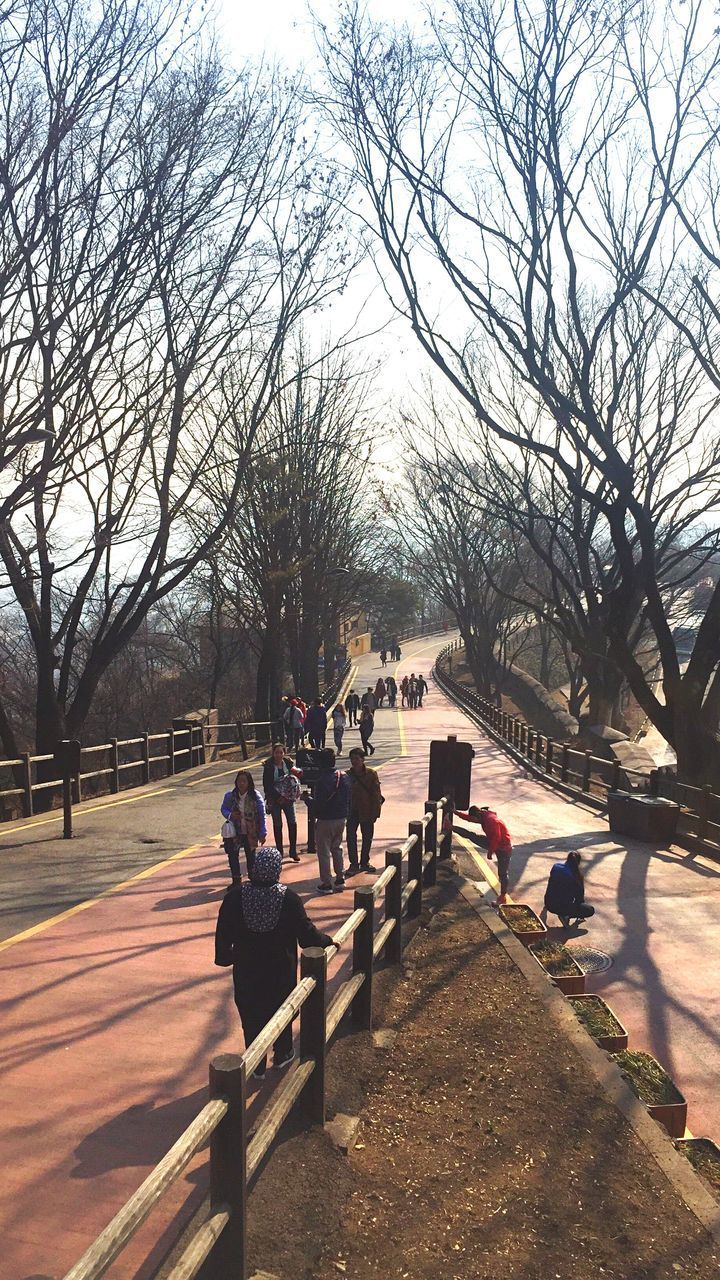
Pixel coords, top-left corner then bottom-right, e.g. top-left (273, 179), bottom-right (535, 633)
top-left (244, 876), bottom-right (719, 1280)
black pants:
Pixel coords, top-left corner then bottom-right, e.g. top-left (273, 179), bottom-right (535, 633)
top-left (309, 732), bottom-right (325, 748)
top-left (348, 708), bottom-right (358, 725)
top-left (270, 803), bottom-right (297, 856)
top-left (234, 985), bottom-right (293, 1072)
top-left (224, 836), bottom-right (255, 880)
top-left (346, 813), bottom-right (375, 868)
top-left (360, 731), bottom-right (375, 755)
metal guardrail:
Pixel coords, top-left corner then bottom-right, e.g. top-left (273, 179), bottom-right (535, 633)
top-left (60, 792), bottom-right (453, 1280)
top-left (434, 640), bottom-right (720, 860)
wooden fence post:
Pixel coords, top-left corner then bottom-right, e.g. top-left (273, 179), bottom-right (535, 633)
top-left (236, 721), bottom-right (249, 761)
top-left (583, 751), bottom-right (592, 793)
top-left (698, 784), bottom-right (712, 842)
top-left (384, 847), bottom-right (403, 962)
top-left (527, 728), bottom-right (534, 759)
top-left (611, 758), bottom-right (620, 791)
top-left (209, 1054), bottom-right (247, 1280)
top-left (439, 797), bottom-right (454, 859)
top-left (142, 732), bottom-right (151, 784)
top-left (546, 737), bottom-right (554, 777)
top-left (299, 947), bottom-right (327, 1125)
top-left (21, 752), bottom-right (33, 818)
top-left (535, 733), bottom-right (543, 768)
top-left (423, 802), bottom-right (437, 887)
top-left (561, 744), bottom-right (569, 784)
top-left (110, 738), bottom-right (120, 794)
top-left (351, 886), bottom-right (375, 1029)
top-left (407, 820), bottom-right (423, 918)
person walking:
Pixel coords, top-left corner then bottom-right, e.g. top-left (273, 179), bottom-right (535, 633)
top-left (407, 673), bottom-right (418, 709)
top-left (345, 688), bottom-right (361, 726)
top-left (374, 676), bottom-right (386, 707)
top-left (346, 747), bottom-right (381, 875)
top-left (332, 702), bottom-right (346, 755)
top-left (285, 699), bottom-right (304, 751)
top-left (395, 644), bottom-right (402, 662)
top-left (400, 675), bottom-right (409, 707)
top-left (453, 804), bottom-right (513, 904)
top-left (380, 648), bottom-right (387, 668)
top-left (313, 748), bottom-right (352, 893)
top-left (543, 851), bottom-right (595, 928)
top-left (306, 697), bottom-right (327, 749)
top-left (262, 743), bottom-right (301, 863)
top-left (281, 696), bottom-right (294, 749)
top-left (386, 674), bottom-right (397, 707)
top-left (214, 847), bottom-right (333, 1078)
top-left (361, 686), bottom-right (376, 714)
top-left (220, 771), bottom-right (267, 884)
top-left (416, 673), bottom-right (429, 706)
top-left (359, 705), bottom-right (375, 755)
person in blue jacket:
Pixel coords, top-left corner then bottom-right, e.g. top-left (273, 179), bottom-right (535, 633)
top-left (220, 770), bottom-right (267, 884)
top-left (543, 850), bottom-right (595, 928)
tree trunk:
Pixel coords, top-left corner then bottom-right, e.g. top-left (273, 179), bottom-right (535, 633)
top-left (298, 621), bottom-right (321, 699)
top-left (583, 659), bottom-right (625, 730)
top-left (35, 665), bottom-right (67, 753)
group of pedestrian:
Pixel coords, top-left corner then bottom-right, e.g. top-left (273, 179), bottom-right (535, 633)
top-left (400, 672), bottom-right (427, 708)
top-left (379, 641), bottom-right (402, 666)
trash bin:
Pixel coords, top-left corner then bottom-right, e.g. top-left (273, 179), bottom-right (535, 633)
top-left (428, 735), bottom-right (474, 808)
top-left (607, 791), bottom-right (680, 843)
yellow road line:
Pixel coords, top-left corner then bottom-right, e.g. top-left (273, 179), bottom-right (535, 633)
top-left (0, 786), bottom-right (174, 838)
top-left (454, 832), bottom-right (505, 898)
top-left (0, 834), bottom-right (218, 955)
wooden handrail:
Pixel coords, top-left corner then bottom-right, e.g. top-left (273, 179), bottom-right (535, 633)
top-left (326, 972), bottom-right (365, 1041)
top-left (242, 977), bottom-right (316, 1077)
top-left (62, 1099), bottom-right (228, 1280)
top-left (246, 1060), bottom-right (314, 1182)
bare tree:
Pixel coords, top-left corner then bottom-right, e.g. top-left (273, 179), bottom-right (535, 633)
top-left (319, 0), bottom-right (720, 780)
top-left (200, 339), bottom-right (378, 719)
top-left (0, 0), bottom-right (352, 756)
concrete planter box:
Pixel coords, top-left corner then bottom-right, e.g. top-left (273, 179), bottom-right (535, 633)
top-left (613, 1051), bottom-right (687, 1139)
top-left (607, 791), bottom-right (680, 843)
top-left (498, 903), bottom-right (547, 948)
top-left (528, 940), bottom-right (586, 995)
top-left (674, 1138), bottom-right (720, 1197)
top-left (568, 995), bottom-right (628, 1052)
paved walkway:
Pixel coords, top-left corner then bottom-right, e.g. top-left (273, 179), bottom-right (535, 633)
top-left (1, 631), bottom-right (719, 1280)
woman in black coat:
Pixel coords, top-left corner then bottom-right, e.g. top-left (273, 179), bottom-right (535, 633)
top-left (215, 846), bottom-right (333, 1078)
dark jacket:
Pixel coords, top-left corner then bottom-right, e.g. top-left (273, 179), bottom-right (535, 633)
top-left (215, 886), bottom-right (333, 1000)
top-left (544, 862), bottom-right (584, 915)
top-left (262, 755), bottom-right (295, 804)
top-left (314, 767), bottom-right (352, 821)
top-left (348, 765), bottom-right (383, 822)
top-left (345, 692), bottom-right (360, 711)
top-left (306, 705), bottom-right (328, 737)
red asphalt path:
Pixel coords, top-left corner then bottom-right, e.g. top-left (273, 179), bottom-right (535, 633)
top-left (2, 633), bottom-right (719, 1279)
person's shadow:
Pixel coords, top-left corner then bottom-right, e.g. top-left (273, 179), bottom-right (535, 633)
top-left (71, 1088), bottom-right (208, 1177)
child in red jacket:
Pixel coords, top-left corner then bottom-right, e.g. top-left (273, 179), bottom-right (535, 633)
top-left (453, 804), bottom-right (513, 904)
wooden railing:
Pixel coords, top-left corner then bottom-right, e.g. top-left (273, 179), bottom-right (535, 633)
top-left (435, 640), bottom-right (720, 861)
top-left (61, 793), bottom-right (452, 1280)
top-left (0, 724), bottom-right (206, 823)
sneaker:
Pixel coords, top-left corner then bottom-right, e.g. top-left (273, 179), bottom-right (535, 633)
top-left (290, 853), bottom-right (301, 863)
top-left (273, 1049), bottom-right (296, 1071)
top-left (252, 1064), bottom-right (266, 1081)
top-left (317, 883), bottom-right (334, 894)
top-left (334, 874), bottom-right (346, 889)
top-left (360, 863), bottom-right (377, 874)
top-left (346, 864), bottom-right (360, 878)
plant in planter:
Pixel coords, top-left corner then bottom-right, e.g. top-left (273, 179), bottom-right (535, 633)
top-left (568, 995), bottom-right (628, 1052)
top-left (528, 938), bottom-right (585, 995)
top-left (613, 1050), bottom-right (687, 1139)
top-left (498, 903), bottom-right (547, 948)
top-left (675, 1139), bottom-right (720, 1197)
